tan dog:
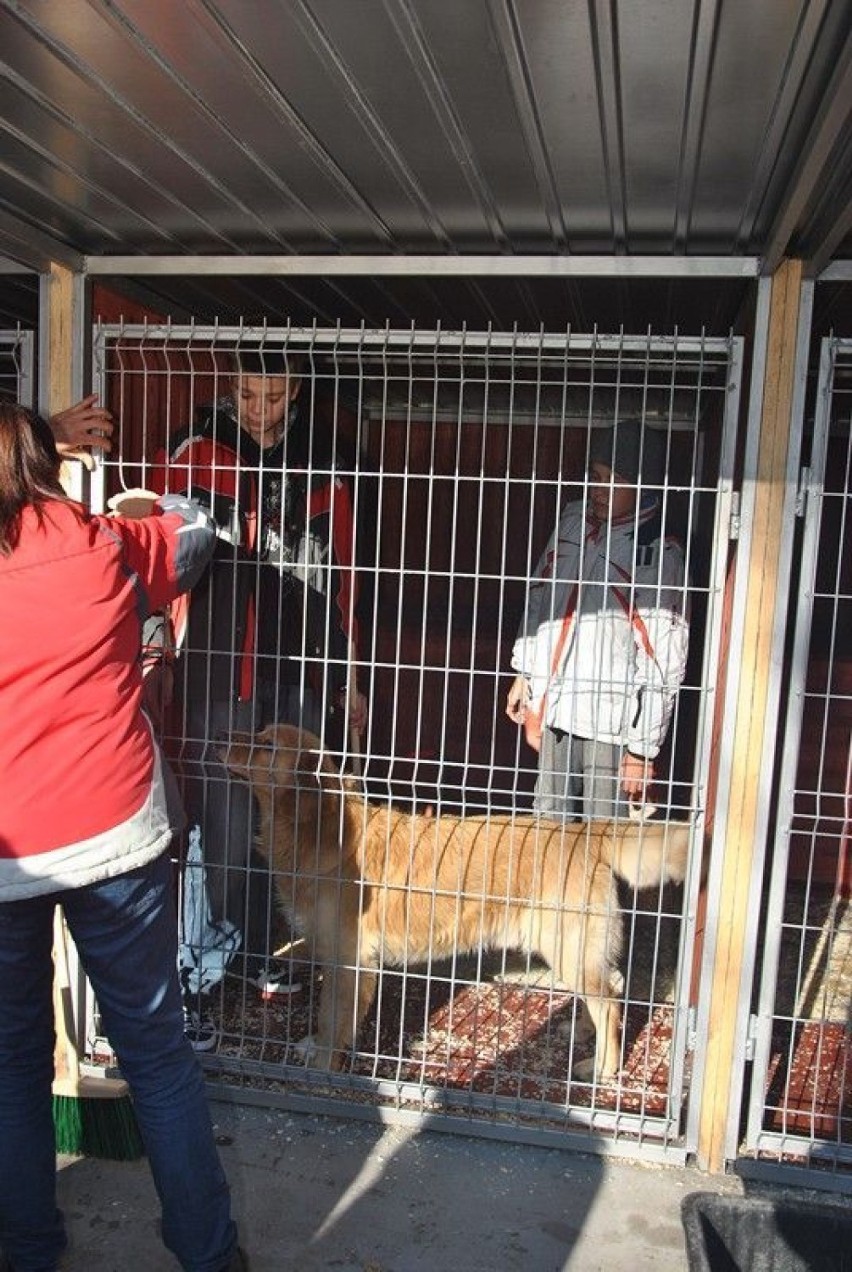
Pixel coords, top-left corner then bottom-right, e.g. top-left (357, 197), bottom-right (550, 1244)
top-left (222, 724), bottom-right (691, 1080)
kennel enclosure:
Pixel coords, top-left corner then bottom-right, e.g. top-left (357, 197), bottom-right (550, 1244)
top-left (5, 256), bottom-right (849, 1186)
top-left (84, 318), bottom-right (742, 1163)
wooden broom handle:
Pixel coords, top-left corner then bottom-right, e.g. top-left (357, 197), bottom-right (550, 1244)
top-left (53, 907), bottom-right (81, 1092)
top-left (52, 909), bottom-right (129, 1100)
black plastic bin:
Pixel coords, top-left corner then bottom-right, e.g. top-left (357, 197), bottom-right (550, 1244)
top-left (681, 1192), bottom-right (852, 1271)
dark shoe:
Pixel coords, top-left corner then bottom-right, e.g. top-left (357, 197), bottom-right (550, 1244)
top-left (182, 995), bottom-right (219, 1052)
top-left (224, 1248), bottom-right (249, 1270)
top-left (246, 957), bottom-right (302, 999)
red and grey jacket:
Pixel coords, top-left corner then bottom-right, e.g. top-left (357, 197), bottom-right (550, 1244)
top-left (0, 495), bottom-right (217, 898)
top-left (149, 399), bottom-right (358, 708)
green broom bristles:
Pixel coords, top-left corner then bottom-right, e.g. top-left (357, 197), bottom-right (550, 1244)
top-left (53, 1090), bottom-right (145, 1161)
top-left (51, 911), bottom-right (146, 1162)
top-left (53, 1078), bottom-right (145, 1162)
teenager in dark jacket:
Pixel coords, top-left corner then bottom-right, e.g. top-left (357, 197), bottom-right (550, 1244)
top-left (150, 348), bottom-right (367, 1044)
top-left (0, 401), bottom-right (246, 1272)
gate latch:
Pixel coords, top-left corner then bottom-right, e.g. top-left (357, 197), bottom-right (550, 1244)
top-left (795, 466), bottom-right (811, 518)
top-left (745, 1013), bottom-right (761, 1062)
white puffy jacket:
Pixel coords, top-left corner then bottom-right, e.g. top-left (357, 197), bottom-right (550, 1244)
top-left (511, 498), bottom-right (689, 759)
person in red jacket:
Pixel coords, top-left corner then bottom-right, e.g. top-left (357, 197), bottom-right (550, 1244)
top-left (149, 346), bottom-right (367, 1045)
top-left (0, 402), bottom-right (246, 1272)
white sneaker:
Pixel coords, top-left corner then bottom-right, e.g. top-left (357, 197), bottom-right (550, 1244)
top-left (248, 959), bottom-right (302, 999)
top-left (182, 997), bottom-right (219, 1052)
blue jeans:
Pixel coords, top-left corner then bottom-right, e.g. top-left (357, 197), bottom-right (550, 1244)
top-left (0, 852), bottom-right (238, 1272)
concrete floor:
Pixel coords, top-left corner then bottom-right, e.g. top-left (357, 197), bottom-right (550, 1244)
top-left (47, 1095), bottom-right (826, 1272)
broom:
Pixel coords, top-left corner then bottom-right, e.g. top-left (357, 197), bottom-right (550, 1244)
top-left (52, 908), bottom-right (145, 1160)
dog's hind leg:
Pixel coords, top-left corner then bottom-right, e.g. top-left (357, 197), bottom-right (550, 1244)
top-left (548, 907), bottom-right (623, 1084)
top-left (573, 987), bottom-right (622, 1083)
top-left (312, 958), bottom-right (377, 1071)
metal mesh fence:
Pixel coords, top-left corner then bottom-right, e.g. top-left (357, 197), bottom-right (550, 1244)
top-left (91, 321), bottom-right (739, 1157)
top-left (746, 337), bottom-right (852, 1181)
top-left (0, 327), bottom-right (34, 406)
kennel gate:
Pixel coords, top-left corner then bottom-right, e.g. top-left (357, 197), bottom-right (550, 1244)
top-left (742, 335), bottom-right (852, 1185)
top-left (90, 321), bottom-right (742, 1161)
top-left (0, 326), bottom-right (34, 405)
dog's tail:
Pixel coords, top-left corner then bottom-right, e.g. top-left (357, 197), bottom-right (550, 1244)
top-left (599, 820), bottom-right (691, 889)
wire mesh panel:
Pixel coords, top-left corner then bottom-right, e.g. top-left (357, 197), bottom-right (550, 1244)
top-left (91, 321), bottom-right (740, 1158)
top-left (0, 327), bottom-right (34, 405)
top-left (745, 337), bottom-right (852, 1183)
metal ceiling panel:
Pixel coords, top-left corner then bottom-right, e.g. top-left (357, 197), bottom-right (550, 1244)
top-left (0, 75), bottom-right (204, 252)
top-left (211, 0), bottom-right (494, 247)
top-left (0, 2), bottom-right (284, 250)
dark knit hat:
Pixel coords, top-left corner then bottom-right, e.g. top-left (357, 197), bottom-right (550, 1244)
top-left (588, 418), bottom-right (665, 485)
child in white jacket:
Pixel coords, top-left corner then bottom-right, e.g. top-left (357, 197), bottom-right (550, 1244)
top-left (506, 418), bottom-right (689, 820)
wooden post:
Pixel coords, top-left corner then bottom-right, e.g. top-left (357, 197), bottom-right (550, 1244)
top-left (45, 261), bottom-right (76, 419)
top-left (42, 261), bottom-right (85, 496)
top-left (696, 258), bottom-right (804, 1171)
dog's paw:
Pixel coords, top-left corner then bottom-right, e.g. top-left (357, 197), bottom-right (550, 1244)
top-left (571, 1056), bottom-right (619, 1085)
top-left (293, 1034), bottom-right (319, 1065)
top-left (570, 1056), bottom-right (597, 1083)
top-left (556, 1012), bottom-right (596, 1047)
top-left (293, 1034), bottom-right (340, 1071)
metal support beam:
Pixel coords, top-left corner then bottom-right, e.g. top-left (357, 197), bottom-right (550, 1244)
top-left (0, 210), bottom-right (84, 273)
top-left (0, 257), bottom-right (35, 275)
top-left (818, 259), bottom-right (852, 282)
top-left (761, 25), bottom-right (852, 277)
top-left (84, 254), bottom-right (761, 279)
top-left (805, 199), bottom-right (852, 279)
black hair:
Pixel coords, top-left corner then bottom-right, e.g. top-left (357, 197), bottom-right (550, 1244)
top-left (229, 344), bottom-right (307, 378)
top-left (0, 401), bottom-right (67, 556)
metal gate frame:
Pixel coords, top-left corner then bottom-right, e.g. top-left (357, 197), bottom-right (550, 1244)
top-left (89, 320), bottom-right (744, 1162)
top-left (743, 334), bottom-right (852, 1183)
top-left (0, 326), bottom-right (35, 405)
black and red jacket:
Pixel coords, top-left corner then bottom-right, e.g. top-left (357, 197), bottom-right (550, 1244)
top-left (151, 399), bottom-right (358, 709)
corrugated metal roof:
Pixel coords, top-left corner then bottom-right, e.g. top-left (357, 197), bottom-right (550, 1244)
top-left (1, 0), bottom-right (851, 329)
